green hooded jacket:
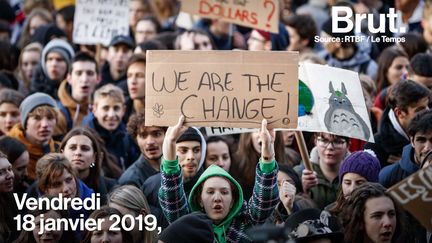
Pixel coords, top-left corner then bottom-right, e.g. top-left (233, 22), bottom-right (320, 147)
top-left (188, 165), bottom-right (244, 243)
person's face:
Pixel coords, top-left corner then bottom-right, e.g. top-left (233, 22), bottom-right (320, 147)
top-left (363, 196), bottom-right (397, 243)
top-left (93, 98), bottom-right (125, 132)
top-left (21, 50), bottom-right (40, 81)
top-left (63, 135), bottom-right (96, 173)
top-left (176, 141), bottom-right (201, 179)
top-left (45, 169), bottom-right (77, 198)
top-left (108, 45), bottom-right (133, 73)
top-left (12, 151), bottom-right (29, 183)
top-left (0, 102), bottom-right (20, 134)
top-left (129, 0), bottom-right (150, 28)
top-left (67, 61), bottom-right (99, 103)
top-left (397, 97), bottom-right (429, 131)
top-left (135, 20), bottom-right (157, 43)
top-left (0, 158), bottom-right (14, 193)
top-left (247, 30), bottom-right (268, 51)
top-left (286, 26), bottom-right (304, 51)
top-left (282, 130), bottom-right (295, 147)
top-left (137, 127), bottom-right (165, 161)
top-left (341, 173), bottom-right (367, 197)
top-left (127, 62), bottom-right (146, 100)
top-left (45, 52), bottom-right (67, 81)
top-left (386, 56), bottom-right (409, 85)
top-left (29, 15), bottom-right (49, 36)
top-left (205, 141), bottom-right (231, 172)
top-left (33, 210), bottom-right (63, 243)
top-left (411, 131), bottom-right (432, 165)
top-left (91, 216), bottom-right (123, 243)
top-left (200, 176), bottom-right (234, 224)
top-left (25, 112), bottom-right (57, 146)
top-left (194, 34), bottom-right (213, 50)
top-left (316, 133), bottom-right (348, 167)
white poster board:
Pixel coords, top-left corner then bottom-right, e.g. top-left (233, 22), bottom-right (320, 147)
top-left (73, 0), bottom-right (129, 46)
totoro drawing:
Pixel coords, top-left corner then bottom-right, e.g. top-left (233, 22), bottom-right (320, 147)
top-left (324, 81), bottom-right (370, 141)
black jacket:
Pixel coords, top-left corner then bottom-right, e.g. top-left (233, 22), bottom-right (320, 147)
top-left (118, 154), bottom-right (159, 188)
top-left (364, 107), bottom-right (410, 168)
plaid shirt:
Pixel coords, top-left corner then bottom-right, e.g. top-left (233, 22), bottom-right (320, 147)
top-left (159, 161), bottom-right (279, 243)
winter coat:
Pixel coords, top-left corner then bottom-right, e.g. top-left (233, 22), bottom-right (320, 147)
top-left (159, 160), bottom-right (279, 243)
top-left (379, 144), bottom-right (420, 188)
top-left (364, 107), bottom-right (410, 168)
top-left (8, 124), bottom-right (59, 181)
top-left (57, 81), bottom-right (91, 131)
top-left (118, 154), bottom-right (159, 188)
top-left (83, 114), bottom-right (139, 171)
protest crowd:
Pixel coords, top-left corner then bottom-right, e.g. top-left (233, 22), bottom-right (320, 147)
top-left (0, 0), bottom-right (432, 242)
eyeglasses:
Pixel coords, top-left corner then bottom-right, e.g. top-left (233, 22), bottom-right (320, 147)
top-left (317, 137), bottom-right (346, 148)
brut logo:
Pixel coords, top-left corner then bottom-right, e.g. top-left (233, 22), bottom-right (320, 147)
top-left (331, 6), bottom-right (406, 34)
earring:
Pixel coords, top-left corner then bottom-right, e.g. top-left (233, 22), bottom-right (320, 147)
top-left (89, 163), bottom-right (95, 168)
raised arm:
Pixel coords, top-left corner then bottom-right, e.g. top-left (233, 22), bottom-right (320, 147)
top-left (158, 116), bottom-right (191, 223)
top-left (248, 119), bottom-right (280, 223)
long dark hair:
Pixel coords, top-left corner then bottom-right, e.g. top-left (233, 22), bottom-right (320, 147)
top-left (340, 183), bottom-right (405, 243)
top-left (60, 127), bottom-right (102, 190)
top-left (376, 46), bottom-right (408, 92)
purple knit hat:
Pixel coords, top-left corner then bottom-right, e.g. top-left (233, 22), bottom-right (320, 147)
top-left (339, 150), bottom-right (381, 182)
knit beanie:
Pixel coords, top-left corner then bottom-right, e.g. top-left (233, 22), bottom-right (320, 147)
top-left (20, 92), bottom-right (57, 129)
top-left (41, 38), bottom-right (75, 77)
top-left (321, 17), bottom-right (354, 39)
top-left (176, 127), bottom-right (202, 144)
top-left (159, 212), bottom-right (214, 243)
top-left (339, 150), bottom-right (381, 182)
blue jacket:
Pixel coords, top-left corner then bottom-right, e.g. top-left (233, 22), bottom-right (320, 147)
top-left (83, 114), bottom-right (139, 170)
top-left (379, 144), bottom-right (420, 188)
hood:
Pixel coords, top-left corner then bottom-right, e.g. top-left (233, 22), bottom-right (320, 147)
top-left (192, 127), bottom-right (206, 171)
top-left (41, 39), bottom-right (74, 78)
top-left (188, 165), bottom-right (243, 237)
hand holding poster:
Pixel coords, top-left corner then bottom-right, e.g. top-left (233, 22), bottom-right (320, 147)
top-left (388, 165), bottom-right (432, 231)
top-left (145, 50), bottom-right (298, 129)
top-left (181, 0), bottom-right (280, 33)
top-left (73, 0), bottom-right (129, 46)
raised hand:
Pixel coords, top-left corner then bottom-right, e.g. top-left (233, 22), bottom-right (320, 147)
top-left (302, 169), bottom-right (318, 194)
top-left (260, 119), bottom-right (276, 162)
top-left (163, 115), bottom-right (188, 160)
top-left (279, 180), bottom-right (296, 214)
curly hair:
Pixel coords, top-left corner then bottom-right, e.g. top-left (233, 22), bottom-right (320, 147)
top-left (340, 182), bottom-right (405, 243)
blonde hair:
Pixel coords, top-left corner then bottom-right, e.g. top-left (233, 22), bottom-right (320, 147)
top-left (93, 84), bottom-right (125, 105)
top-left (108, 185), bottom-right (156, 243)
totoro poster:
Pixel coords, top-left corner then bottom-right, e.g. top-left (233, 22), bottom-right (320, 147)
top-left (301, 63), bottom-right (374, 143)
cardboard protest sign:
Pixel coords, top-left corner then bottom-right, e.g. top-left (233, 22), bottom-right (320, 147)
top-left (145, 50), bottom-right (298, 129)
top-left (53, 0), bottom-right (75, 10)
top-left (302, 63), bottom-right (374, 142)
top-left (181, 0), bottom-right (280, 33)
top-left (388, 165), bottom-right (432, 231)
top-left (73, 0), bottom-right (129, 46)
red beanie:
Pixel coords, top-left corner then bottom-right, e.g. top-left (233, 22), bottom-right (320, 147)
top-left (256, 29), bottom-right (271, 41)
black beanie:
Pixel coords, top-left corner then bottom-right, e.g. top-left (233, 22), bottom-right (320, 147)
top-left (176, 127), bottom-right (201, 144)
top-left (159, 212), bottom-right (214, 243)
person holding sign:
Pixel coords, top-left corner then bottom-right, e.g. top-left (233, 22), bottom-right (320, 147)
top-left (158, 116), bottom-right (279, 243)
top-left (294, 132), bottom-right (350, 209)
